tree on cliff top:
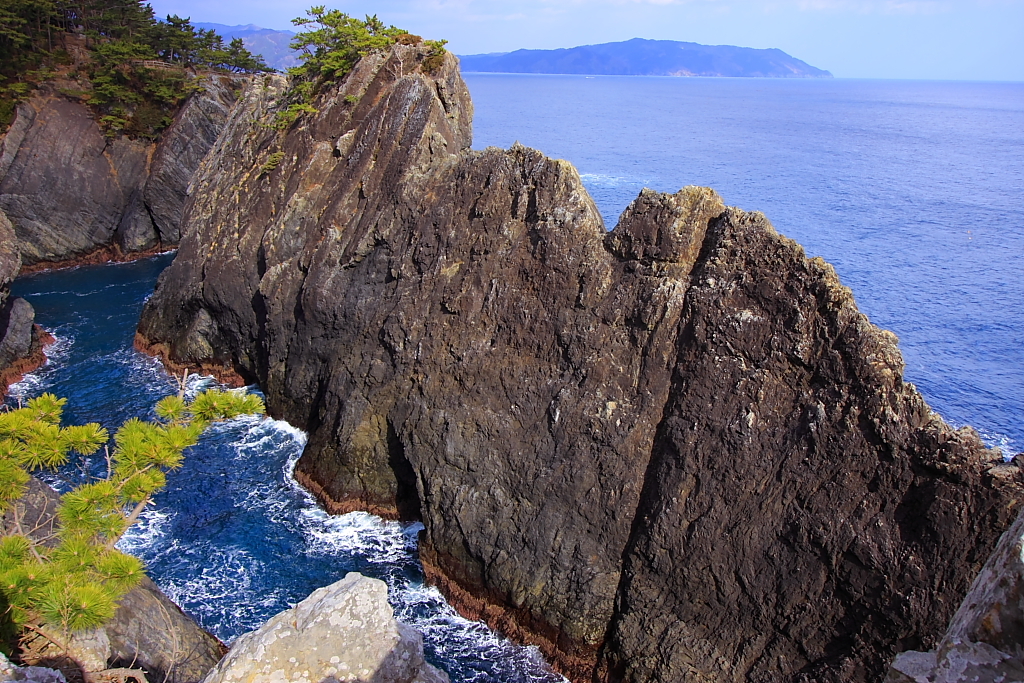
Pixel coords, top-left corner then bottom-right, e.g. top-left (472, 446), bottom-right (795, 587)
top-left (0, 387), bottom-right (264, 658)
top-left (0, 1), bottom-right (270, 133)
top-left (288, 7), bottom-right (409, 84)
top-left (274, 6), bottom-right (446, 130)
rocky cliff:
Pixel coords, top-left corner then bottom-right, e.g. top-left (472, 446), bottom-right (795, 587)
top-left (0, 74), bottom-right (243, 269)
top-left (135, 44), bottom-right (1024, 683)
top-left (0, 208), bottom-right (49, 396)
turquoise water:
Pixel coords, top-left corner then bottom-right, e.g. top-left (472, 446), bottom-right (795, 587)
top-left (5, 76), bottom-right (1022, 679)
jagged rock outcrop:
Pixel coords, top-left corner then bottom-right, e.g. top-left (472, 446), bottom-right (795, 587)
top-left (886, 503), bottom-right (1024, 683)
top-left (136, 44), bottom-right (1024, 682)
top-left (3, 478), bottom-right (224, 683)
top-left (202, 573), bottom-right (446, 683)
top-left (0, 74), bottom-right (244, 269)
top-left (0, 208), bottom-right (48, 396)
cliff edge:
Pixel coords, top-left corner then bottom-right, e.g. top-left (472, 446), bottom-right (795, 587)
top-left (0, 74), bottom-right (244, 270)
top-left (136, 44), bottom-right (1024, 683)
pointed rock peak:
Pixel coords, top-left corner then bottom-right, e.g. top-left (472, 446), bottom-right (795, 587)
top-left (606, 185), bottom-right (725, 265)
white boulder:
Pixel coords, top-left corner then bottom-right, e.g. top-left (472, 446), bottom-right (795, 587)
top-left (202, 573), bottom-right (447, 683)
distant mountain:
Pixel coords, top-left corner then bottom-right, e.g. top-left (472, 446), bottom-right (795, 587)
top-left (193, 23), bottom-right (298, 71)
top-left (458, 38), bottom-right (831, 78)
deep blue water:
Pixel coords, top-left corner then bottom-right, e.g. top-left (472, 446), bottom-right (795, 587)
top-left (4, 76), bottom-right (1022, 681)
top-left (466, 75), bottom-right (1024, 454)
top-left (7, 256), bottom-right (561, 683)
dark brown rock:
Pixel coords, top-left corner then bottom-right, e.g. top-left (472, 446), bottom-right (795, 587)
top-left (0, 208), bottom-right (47, 397)
top-left (597, 208), bottom-right (1023, 683)
top-left (0, 75), bottom-right (243, 269)
top-left (136, 45), bottom-right (1024, 683)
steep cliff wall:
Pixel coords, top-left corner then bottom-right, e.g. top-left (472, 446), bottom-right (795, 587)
top-left (136, 45), bottom-right (1024, 683)
top-left (0, 73), bottom-right (243, 269)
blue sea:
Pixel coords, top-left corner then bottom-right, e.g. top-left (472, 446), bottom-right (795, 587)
top-left (7, 76), bottom-right (1023, 680)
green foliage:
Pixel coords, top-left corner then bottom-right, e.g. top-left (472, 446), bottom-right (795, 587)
top-left (0, 388), bottom-right (264, 643)
top-left (288, 7), bottom-right (409, 90)
top-left (421, 39), bottom-right (448, 74)
top-left (271, 103), bottom-right (317, 131)
top-left (260, 151), bottom-right (286, 175)
top-left (0, 0), bottom-right (271, 137)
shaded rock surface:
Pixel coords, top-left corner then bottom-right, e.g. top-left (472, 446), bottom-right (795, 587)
top-left (0, 207), bottom-right (46, 396)
top-left (3, 479), bottom-right (224, 683)
top-left (202, 572), bottom-right (446, 683)
top-left (136, 45), bottom-right (1024, 682)
top-left (0, 74), bottom-right (243, 268)
top-left (886, 505), bottom-right (1024, 683)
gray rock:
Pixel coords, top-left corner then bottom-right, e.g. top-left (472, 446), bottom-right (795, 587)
top-left (0, 208), bottom-right (20, 289)
top-left (0, 297), bottom-right (38, 370)
top-left (0, 76), bottom-right (244, 267)
top-left (0, 208), bottom-right (37, 389)
top-left (105, 576), bottom-right (226, 683)
top-left (0, 653), bottom-right (67, 683)
top-left (0, 91), bottom-right (151, 264)
top-left (202, 573), bottom-right (446, 683)
top-left (886, 508), bottom-right (1024, 683)
top-left (144, 74), bottom-right (242, 244)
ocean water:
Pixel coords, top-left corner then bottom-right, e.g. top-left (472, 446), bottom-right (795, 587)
top-left (465, 74), bottom-right (1024, 454)
top-left (4, 76), bottom-right (1022, 679)
top-left (7, 257), bottom-right (562, 683)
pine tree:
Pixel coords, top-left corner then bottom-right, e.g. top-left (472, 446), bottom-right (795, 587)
top-left (0, 387), bottom-right (265, 652)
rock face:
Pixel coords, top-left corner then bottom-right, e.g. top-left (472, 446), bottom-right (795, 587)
top-left (202, 572), bottom-right (446, 683)
top-left (136, 44), bottom-right (1024, 682)
top-left (886, 505), bottom-right (1024, 683)
top-left (0, 75), bottom-right (243, 268)
top-left (0, 208), bottom-right (47, 396)
top-left (3, 478), bottom-right (224, 683)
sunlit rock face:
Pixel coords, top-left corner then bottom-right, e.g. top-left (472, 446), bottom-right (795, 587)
top-left (202, 572), bottom-right (447, 683)
top-left (0, 74), bottom-right (243, 267)
top-left (137, 42), bottom-right (1024, 683)
top-left (887, 506), bottom-right (1024, 683)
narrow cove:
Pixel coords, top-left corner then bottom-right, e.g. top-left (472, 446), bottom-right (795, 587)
top-left (7, 254), bottom-right (565, 683)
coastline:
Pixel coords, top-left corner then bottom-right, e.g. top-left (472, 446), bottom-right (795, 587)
top-left (418, 543), bottom-right (600, 682)
top-left (131, 336), bottom-right (588, 678)
top-left (0, 324), bottom-right (54, 398)
top-left (133, 332), bottom-right (248, 388)
top-left (17, 243), bottom-right (174, 276)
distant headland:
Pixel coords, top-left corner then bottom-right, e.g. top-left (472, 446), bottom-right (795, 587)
top-left (458, 37), bottom-right (832, 78)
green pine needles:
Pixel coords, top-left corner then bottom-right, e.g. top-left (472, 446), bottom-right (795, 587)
top-left (270, 6), bottom-right (447, 131)
top-left (288, 7), bottom-right (411, 85)
top-left (0, 388), bottom-right (264, 643)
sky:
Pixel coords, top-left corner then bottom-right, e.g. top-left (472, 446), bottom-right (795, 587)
top-left (147, 0), bottom-right (1024, 80)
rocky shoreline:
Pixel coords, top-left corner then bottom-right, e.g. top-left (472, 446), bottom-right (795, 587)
top-left (132, 41), bottom-right (1024, 682)
top-left (0, 69), bottom-right (246, 395)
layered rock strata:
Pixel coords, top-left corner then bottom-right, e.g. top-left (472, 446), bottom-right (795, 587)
top-left (136, 45), bottom-right (1024, 682)
top-left (202, 573), bottom-right (446, 683)
top-left (0, 74), bottom-right (244, 269)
